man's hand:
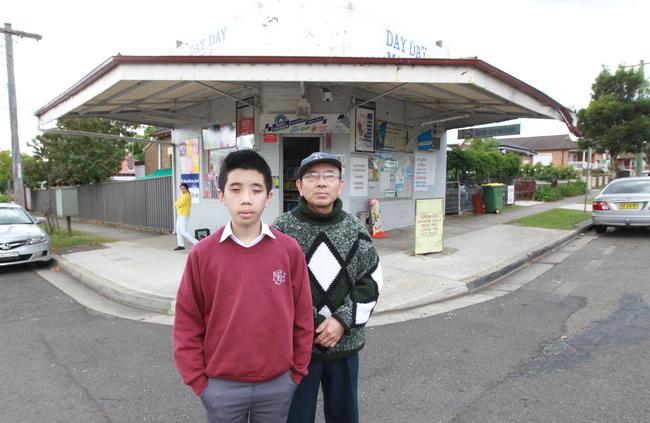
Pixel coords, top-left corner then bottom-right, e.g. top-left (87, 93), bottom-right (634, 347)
top-left (314, 317), bottom-right (344, 348)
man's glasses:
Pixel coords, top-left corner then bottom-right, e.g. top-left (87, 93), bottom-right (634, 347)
top-left (302, 171), bottom-right (341, 183)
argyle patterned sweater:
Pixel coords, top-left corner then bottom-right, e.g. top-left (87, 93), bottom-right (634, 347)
top-left (274, 197), bottom-right (383, 362)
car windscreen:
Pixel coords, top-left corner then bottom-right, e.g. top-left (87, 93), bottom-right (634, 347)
top-left (602, 180), bottom-right (650, 194)
top-left (0, 207), bottom-right (34, 224)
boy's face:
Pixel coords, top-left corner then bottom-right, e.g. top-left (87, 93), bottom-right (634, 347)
top-left (296, 163), bottom-right (343, 214)
top-left (218, 168), bottom-right (272, 229)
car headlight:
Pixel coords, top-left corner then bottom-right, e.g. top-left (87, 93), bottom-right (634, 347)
top-left (27, 235), bottom-right (49, 245)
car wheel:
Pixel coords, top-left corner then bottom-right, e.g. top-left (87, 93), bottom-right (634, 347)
top-left (594, 225), bottom-right (607, 234)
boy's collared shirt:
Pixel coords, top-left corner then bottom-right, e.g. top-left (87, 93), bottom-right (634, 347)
top-left (219, 220), bottom-right (276, 248)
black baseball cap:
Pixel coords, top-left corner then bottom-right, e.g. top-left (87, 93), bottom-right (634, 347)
top-left (297, 152), bottom-right (342, 178)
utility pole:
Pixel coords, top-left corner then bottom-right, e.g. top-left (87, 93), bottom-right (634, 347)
top-left (623, 60), bottom-right (648, 176)
top-left (1, 23), bottom-right (42, 207)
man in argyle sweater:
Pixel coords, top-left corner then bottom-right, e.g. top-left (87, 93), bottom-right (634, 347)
top-left (274, 152), bottom-right (383, 423)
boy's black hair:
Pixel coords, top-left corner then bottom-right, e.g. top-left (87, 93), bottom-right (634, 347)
top-left (179, 183), bottom-right (189, 190)
top-left (218, 149), bottom-right (273, 193)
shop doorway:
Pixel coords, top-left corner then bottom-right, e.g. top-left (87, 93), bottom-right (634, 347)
top-left (282, 136), bottom-right (320, 212)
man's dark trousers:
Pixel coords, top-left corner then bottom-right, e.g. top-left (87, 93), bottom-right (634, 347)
top-left (287, 352), bottom-right (359, 423)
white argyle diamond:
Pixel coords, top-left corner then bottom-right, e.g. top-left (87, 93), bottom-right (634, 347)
top-left (355, 301), bottom-right (376, 325)
top-left (371, 263), bottom-right (384, 292)
top-left (308, 242), bottom-right (342, 292)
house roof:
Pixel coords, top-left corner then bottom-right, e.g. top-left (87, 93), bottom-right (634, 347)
top-left (497, 140), bottom-right (537, 155)
top-left (498, 134), bottom-right (578, 151)
top-left (34, 55), bottom-right (579, 135)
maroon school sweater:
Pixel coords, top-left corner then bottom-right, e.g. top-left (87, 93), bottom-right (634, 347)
top-left (173, 226), bottom-right (314, 396)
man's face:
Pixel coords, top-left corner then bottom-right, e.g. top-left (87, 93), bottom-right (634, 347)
top-left (218, 169), bottom-right (272, 229)
top-left (296, 163), bottom-right (343, 214)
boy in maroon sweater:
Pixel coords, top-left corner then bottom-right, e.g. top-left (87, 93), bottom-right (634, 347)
top-left (173, 150), bottom-right (313, 423)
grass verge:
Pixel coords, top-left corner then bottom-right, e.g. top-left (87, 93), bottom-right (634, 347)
top-left (506, 208), bottom-right (591, 230)
top-left (47, 228), bottom-right (115, 254)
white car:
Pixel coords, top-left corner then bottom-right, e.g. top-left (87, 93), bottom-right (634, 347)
top-left (0, 203), bottom-right (52, 266)
top-left (592, 176), bottom-right (650, 233)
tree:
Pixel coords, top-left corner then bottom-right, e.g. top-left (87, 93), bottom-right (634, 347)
top-left (577, 65), bottom-right (650, 170)
top-left (0, 151), bottom-right (53, 191)
top-left (30, 118), bottom-right (138, 186)
top-left (447, 138), bottom-right (522, 184)
top-left (0, 150), bottom-right (11, 193)
top-left (21, 155), bottom-right (48, 189)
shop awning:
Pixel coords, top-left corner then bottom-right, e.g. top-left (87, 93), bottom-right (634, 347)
top-left (35, 56), bottom-right (579, 136)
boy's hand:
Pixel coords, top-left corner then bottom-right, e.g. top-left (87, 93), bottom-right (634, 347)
top-left (314, 317), bottom-right (344, 348)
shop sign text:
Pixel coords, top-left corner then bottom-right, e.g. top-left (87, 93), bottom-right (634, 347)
top-left (385, 29), bottom-right (428, 58)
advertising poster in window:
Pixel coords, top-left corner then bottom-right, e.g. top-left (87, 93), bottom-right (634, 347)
top-left (416, 127), bottom-right (442, 151)
top-left (180, 138), bottom-right (200, 174)
top-left (237, 97), bottom-right (256, 149)
top-left (414, 198), bottom-right (444, 255)
top-left (355, 102), bottom-right (375, 153)
top-left (180, 138), bottom-right (200, 204)
top-left (261, 113), bottom-right (350, 134)
top-left (414, 155), bottom-right (429, 191)
top-left (415, 152), bottom-right (436, 191)
top-left (366, 152), bottom-right (413, 199)
top-left (202, 125), bottom-right (236, 149)
top-left (181, 173), bottom-right (201, 205)
top-left (376, 121), bottom-right (408, 151)
top-left (350, 157), bottom-right (368, 197)
top-left (203, 148), bottom-right (236, 199)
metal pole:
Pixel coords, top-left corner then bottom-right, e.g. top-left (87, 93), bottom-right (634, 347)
top-left (1, 23), bottom-right (42, 207)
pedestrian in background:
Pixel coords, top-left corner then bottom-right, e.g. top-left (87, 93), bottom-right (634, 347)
top-left (173, 150), bottom-right (314, 422)
top-left (274, 152), bottom-right (383, 423)
top-left (174, 183), bottom-right (197, 250)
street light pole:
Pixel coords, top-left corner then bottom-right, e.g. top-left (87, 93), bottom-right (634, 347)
top-left (1, 23), bottom-right (42, 207)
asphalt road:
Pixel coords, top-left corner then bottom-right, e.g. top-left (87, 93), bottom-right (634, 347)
top-left (359, 227), bottom-right (650, 422)
top-left (1, 227), bottom-right (649, 422)
top-left (0, 263), bottom-right (202, 423)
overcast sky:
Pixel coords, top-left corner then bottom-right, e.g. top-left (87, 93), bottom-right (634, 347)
top-left (2, 0), bottom-right (649, 153)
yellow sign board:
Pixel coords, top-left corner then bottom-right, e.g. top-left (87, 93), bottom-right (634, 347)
top-left (414, 198), bottom-right (444, 254)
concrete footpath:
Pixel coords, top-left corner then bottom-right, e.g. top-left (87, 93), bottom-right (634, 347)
top-left (49, 194), bottom-right (595, 321)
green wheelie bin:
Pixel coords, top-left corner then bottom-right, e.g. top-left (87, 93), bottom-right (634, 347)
top-left (481, 183), bottom-right (505, 214)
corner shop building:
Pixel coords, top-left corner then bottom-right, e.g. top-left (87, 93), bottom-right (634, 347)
top-left (35, 55), bottom-right (578, 233)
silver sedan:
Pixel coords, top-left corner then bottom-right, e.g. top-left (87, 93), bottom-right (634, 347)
top-left (592, 176), bottom-right (650, 233)
top-left (0, 203), bottom-right (52, 266)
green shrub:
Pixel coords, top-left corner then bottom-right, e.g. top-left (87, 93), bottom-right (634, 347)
top-left (558, 181), bottom-right (587, 197)
top-left (556, 165), bottom-right (580, 180)
top-left (526, 164), bottom-right (581, 182)
top-left (0, 193), bottom-right (8, 203)
top-left (447, 144), bottom-right (523, 184)
top-left (533, 185), bottom-right (562, 202)
top-left (521, 163), bottom-right (536, 179)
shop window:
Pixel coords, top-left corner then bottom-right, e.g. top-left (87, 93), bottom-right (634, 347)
top-left (202, 125), bottom-right (236, 199)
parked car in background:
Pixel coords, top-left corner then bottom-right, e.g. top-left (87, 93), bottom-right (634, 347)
top-left (592, 176), bottom-right (650, 234)
top-left (0, 203), bottom-right (51, 266)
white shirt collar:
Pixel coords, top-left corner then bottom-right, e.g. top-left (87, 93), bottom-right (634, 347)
top-left (219, 220), bottom-right (276, 248)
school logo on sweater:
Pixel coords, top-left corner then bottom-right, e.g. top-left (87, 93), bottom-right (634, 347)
top-left (273, 269), bottom-right (287, 285)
